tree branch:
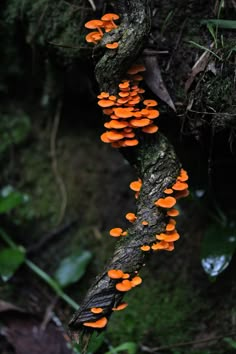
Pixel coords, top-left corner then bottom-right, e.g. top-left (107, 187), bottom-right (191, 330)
top-left (69, 0), bottom-right (182, 345)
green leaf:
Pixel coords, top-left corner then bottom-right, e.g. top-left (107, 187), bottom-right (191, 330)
top-left (201, 19), bottom-right (236, 29)
top-left (105, 342), bottom-right (137, 354)
top-left (54, 250), bottom-right (92, 288)
top-left (0, 247), bottom-right (25, 281)
top-left (201, 223), bottom-right (236, 277)
top-left (0, 186), bottom-right (29, 213)
top-left (224, 337), bottom-right (236, 349)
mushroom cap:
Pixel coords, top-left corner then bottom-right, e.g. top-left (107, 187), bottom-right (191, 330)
top-left (178, 168), bottom-right (189, 182)
top-left (83, 317), bottom-right (108, 328)
top-left (143, 99), bottom-right (158, 107)
top-left (124, 139), bottom-right (139, 146)
top-left (113, 107), bottom-right (134, 118)
top-left (100, 132), bottom-right (112, 143)
top-left (142, 124), bottom-right (159, 134)
top-left (85, 19), bottom-right (104, 29)
top-left (106, 131), bottom-right (124, 141)
top-left (106, 42), bottom-right (119, 49)
top-left (129, 118), bottom-right (151, 127)
top-left (122, 273), bottom-right (130, 279)
top-left (155, 196), bottom-right (176, 208)
top-left (98, 91), bottom-right (109, 99)
top-left (142, 220), bottom-right (148, 225)
top-left (127, 64), bottom-right (146, 75)
top-left (101, 13), bottom-right (120, 21)
top-left (116, 279), bottom-right (132, 292)
top-left (103, 108), bottom-right (113, 115)
top-left (91, 307), bottom-right (103, 314)
top-left (112, 302), bottom-right (128, 311)
top-left (119, 81), bottom-right (130, 89)
top-left (151, 241), bottom-right (169, 250)
top-left (125, 212), bottom-right (137, 222)
top-left (166, 223), bottom-right (175, 232)
top-left (147, 109), bottom-right (160, 119)
top-left (98, 99), bottom-right (115, 107)
top-left (131, 276), bottom-right (142, 287)
top-left (85, 31), bottom-right (102, 43)
top-left (108, 269), bottom-right (124, 279)
top-left (140, 245), bottom-right (150, 251)
top-left (167, 208), bottom-right (180, 217)
top-left (172, 181), bottom-right (188, 191)
top-left (109, 227), bottom-right (123, 237)
top-left (164, 188), bottom-right (173, 194)
top-left (129, 180), bottom-right (142, 192)
top-left (109, 120), bottom-right (128, 129)
top-left (165, 242), bottom-right (175, 251)
top-left (156, 231), bottom-right (180, 242)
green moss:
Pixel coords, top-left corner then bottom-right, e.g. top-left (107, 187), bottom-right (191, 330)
top-left (107, 271), bottom-right (196, 348)
top-left (3, 0), bottom-right (90, 61)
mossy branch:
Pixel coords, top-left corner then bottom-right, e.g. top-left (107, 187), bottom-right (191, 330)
top-left (69, 0), bottom-right (181, 344)
top-left (69, 135), bottom-right (180, 337)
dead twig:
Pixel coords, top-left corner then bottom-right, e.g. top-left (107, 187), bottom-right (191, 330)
top-left (140, 331), bottom-right (236, 353)
top-left (27, 219), bottom-right (77, 255)
top-left (50, 102), bottom-right (68, 225)
top-left (166, 18), bottom-right (187, 72)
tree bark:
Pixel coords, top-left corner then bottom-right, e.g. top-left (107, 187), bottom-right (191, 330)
top-left (68, 0), bottom-right (182, 344)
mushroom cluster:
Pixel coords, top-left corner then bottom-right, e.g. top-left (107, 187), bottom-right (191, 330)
top-left (85, 13), bottom-right (120, 48)
top-left (141, 168), bottom-right (189, 252)
top-left (80, 12), bottom-right (190, 331)
top-left (99, 65), bottom-right (159, 147)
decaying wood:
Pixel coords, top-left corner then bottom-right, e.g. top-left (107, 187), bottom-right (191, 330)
top-left (69, 0), bottom-right (181, 343)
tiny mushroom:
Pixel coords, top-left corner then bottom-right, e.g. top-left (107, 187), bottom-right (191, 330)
top-left (83, 317), bottom-right (108, 328)
top-left (112, 302), bottom-right (128, 311)
top-left (109, 227), bottom-right (123, 237)
top-left (108, 269), bottom-right (124, 279)
top-left (91, 307), bottom-right (103, 314)
top-left (155, 196), bottom-right (176, 209)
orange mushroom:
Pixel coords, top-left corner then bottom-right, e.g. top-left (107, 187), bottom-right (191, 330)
top-left (84, 19), bottom-right (104, 36)
top-left (116, 279), bottom-right (132, 292)
top-left (140, 245), bottom-right (150, 251)
top-left (143, 99), bottom-right (158, 107)
top-left (109, 227), bottom-right (123, 237)
top-left (167, 208), bottom-right (180, 217)
top-left (164, 188), bottom-right (173, 194)
top-left (91, 307), bottom-right (103, 314)
top-left (172, 181), bottom-right (188, 191)
top-left (151, 241), bottom-right (169, 250)
top-left (112, 302), bottom-right (128, 311)
top-left (107, 269), bottom-right (124, 279)
top-left (106, 42), bottom-right (119, 49)
top-left (131, 276), bottom-right (142, 287)
top-left (155, 196), bottom-right (176, 208)
top-left (83, 317), bottom-right (107, 328)
top-left (101, 13), bottom-right (120, 29)
top-left (113, 107), bottom-right (134, 118)
top-left (156, 231), bottom-right (180, 242)
top-left (125, 212), bottom-right (137, 222)
top-left (123, 139), bottom-right (139, 146)
top-left (129, 179), bottom-right (142, 192)
top-left (142, 125), bottom-right (159, 134)
top-left (98, 99), bottom-right (115, 108)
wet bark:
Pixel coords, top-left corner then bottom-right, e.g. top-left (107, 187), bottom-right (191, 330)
top-left (68, 0), bottom-right (182, 343)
